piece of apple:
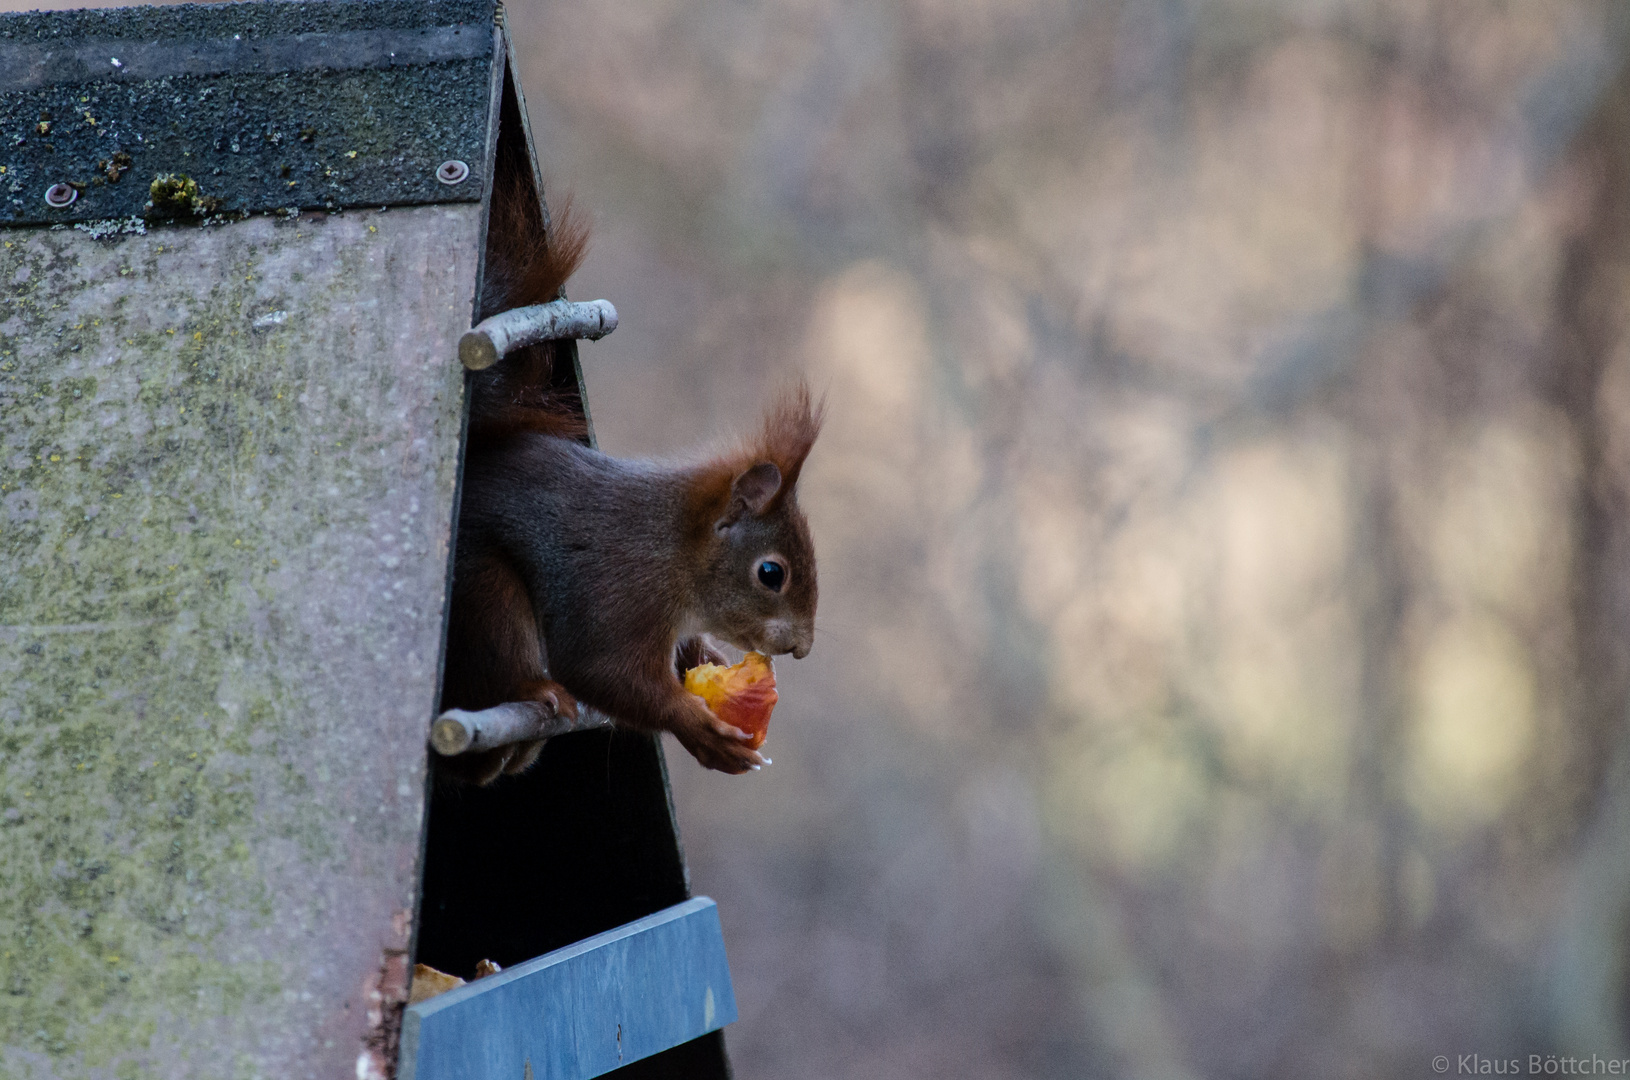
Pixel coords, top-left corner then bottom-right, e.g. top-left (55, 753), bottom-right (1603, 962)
top-left (409, 963), bottom-right (464, 1004)
top-left (684, 651), bottom-right (778, 749)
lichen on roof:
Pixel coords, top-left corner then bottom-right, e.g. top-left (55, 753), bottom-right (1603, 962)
top-left (145, 174), bottom-right (220, 219)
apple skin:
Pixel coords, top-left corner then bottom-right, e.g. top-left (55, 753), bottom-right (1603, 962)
top-left (684, 652), bottom-right (778, 749)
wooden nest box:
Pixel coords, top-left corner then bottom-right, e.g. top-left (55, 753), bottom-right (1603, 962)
top-left (0, 1), bottom-right (736, 1076)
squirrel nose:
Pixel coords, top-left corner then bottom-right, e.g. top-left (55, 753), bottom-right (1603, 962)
top-left (792, 641), bottom-right (810, 659)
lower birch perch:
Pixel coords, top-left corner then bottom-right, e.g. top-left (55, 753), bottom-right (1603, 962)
top-left (430, 701), bottom-right (613, 757)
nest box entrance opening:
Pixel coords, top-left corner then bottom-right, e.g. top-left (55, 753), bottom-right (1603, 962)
top-left (410, 50), bottom-right (733, 1080)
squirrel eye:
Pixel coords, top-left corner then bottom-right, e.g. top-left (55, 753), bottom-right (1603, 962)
top-left (756, 559), bottom-right (787, 592)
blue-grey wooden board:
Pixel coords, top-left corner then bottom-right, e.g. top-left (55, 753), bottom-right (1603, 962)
top-left (400, 897), bottom-right (738, 1080)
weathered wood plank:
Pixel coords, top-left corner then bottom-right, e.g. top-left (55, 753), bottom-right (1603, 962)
top-left (0, 203), bottom-right (478, 1078)
top-left (401, 898), bottom-right (739, 1080)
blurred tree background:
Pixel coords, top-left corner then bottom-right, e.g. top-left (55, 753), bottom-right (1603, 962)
top-left (8, 0), bottom-right (1630, 1074)
top-left (504, 1), bottom-right (1630, 1076)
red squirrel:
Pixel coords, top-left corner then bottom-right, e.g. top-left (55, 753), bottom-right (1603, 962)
top-left (438, 185), bottom-right (821, 784)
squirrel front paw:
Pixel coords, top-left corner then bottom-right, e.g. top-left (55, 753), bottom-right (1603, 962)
top-left (671, 698), bottom-right (767, 774)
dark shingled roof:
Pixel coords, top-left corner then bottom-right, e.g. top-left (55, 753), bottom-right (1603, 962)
top-left (0, 0), bottom-right (496, 225)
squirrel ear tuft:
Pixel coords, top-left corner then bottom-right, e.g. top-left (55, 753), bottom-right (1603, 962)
top-left (754, 381), bottom-right (824, 504)
top-left (718, 462), bottom-right (782, 529)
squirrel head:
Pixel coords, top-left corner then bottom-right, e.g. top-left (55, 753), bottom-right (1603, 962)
top-left (690, 384), bottom-right (824, 659)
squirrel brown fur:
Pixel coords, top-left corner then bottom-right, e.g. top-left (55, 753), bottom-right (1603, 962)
top-left (438, 181), bottom-right (822, 784)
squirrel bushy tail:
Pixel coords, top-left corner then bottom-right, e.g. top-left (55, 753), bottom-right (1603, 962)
top-left (467, 176), bottom-right (592, 444)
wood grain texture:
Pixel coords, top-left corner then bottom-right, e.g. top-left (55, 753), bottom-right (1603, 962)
top-left (0, 204), bottom-right (477, 1077)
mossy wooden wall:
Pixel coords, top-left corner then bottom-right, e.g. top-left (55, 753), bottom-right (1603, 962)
top-left (0, 205), bottom-right (476, 1078)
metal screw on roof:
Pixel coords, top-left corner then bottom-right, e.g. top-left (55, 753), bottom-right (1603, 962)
top-left (436, 160), bottom-right (470, 185)
top-left (44, 183), bottom-right (77, 208)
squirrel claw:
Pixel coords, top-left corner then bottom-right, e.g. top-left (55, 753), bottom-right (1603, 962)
top-left (673, 700), bottom-right (771, 773)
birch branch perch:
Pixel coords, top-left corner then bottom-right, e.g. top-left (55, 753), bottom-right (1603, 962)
top-left (459, 298), bottom-right (619, 370)
top-left (430, 700), bottom-right (614, 756)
